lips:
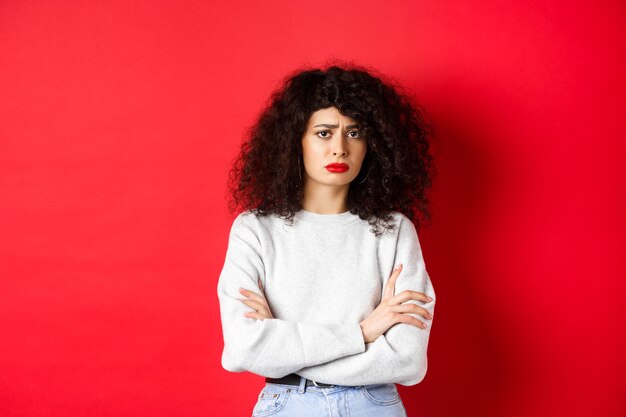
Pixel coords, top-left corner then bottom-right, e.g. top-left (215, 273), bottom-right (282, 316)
top-left (325, 163), bottom-right (349, 173)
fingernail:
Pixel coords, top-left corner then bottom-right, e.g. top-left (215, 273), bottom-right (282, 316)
top-left (426, 296), bottom-right (433, 301)
top-left (239, 287), bottom-right (246, 293)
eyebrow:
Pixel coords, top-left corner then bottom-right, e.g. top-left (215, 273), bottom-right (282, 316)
top-left (312, 123), bottom-right (360, 129)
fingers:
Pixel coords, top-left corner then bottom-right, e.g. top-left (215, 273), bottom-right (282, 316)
top-left (238, 297), bottom-right (262, 310)
top-left (244, 311), bottom-right (269, 320)
top-left (392, 303), bottom-right (433, 321)
top-left (396, 313), bottom-right (429, 329)
top-left (239, 287), bottom-right (274, 319)
top-left (239, 297), bottom-right (273, 317)
top-left (382, 264), bottom-right (403, 300)
top-left (390, 289), bottom-right (433, 305)
top-left (239, 287), bottom-right (266, 303)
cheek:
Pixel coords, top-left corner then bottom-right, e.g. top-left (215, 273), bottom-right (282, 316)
top-left (356, 145), bottom-right (368, 162)
top-left (302, 143), bottom-right (324, 163)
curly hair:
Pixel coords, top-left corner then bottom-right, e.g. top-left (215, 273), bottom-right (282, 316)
top-left (226, 62), bottom-right (436, 236)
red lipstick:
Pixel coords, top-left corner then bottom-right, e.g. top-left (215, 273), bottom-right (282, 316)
top-left (325, 163), bottom-right (349, 173)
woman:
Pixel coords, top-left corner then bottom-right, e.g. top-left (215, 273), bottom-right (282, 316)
top-left (217, 63), bottom-right (436, 417)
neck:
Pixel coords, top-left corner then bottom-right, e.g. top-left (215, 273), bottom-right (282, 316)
top-left (301, 179), bottom-right (350, 214)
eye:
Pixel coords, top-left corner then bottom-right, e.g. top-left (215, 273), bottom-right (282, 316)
top-left (347, 130), bottom-right (361, 138)
top-left (316, 130), bottom-right (331, 138)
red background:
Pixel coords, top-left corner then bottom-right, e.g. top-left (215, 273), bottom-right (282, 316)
top-left (1, 1), bottom-right (624, 416)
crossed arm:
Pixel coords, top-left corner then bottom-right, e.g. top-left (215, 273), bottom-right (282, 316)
top-left (238, 264), bottom-right (435, 386)
top-left (217, 214), bottom-right (436, 386)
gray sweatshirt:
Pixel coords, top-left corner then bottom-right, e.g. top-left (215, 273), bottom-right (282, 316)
top-left (216, 208), bottom-right (436, 386)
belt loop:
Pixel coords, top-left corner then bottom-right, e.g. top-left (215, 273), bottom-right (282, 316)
top-left (298, 375), bottom-right (307, 394)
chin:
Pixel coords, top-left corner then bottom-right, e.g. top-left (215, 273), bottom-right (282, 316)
top-left (311, 178), bottom-right (353, 187)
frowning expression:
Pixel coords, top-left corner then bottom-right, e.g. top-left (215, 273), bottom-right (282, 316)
top-left (300, 107), bottom-right (367, 186)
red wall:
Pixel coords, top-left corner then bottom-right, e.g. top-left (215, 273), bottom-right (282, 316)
top-left (1, 1), bottom-right (624, 416)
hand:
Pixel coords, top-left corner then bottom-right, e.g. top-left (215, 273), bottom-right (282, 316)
top-left (359, 264), bottom-right (433, 343)
top-left (238, 277), bottom-right (275, 320)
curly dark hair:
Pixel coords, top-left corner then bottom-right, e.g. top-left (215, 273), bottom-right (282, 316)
top-left (226, 62), bottom-right (436, 236)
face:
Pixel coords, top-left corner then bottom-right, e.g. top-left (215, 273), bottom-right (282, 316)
top-left (300, 107), bottom-right (368, 187)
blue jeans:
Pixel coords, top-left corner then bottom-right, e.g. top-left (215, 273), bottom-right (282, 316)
top-left (251, 376), bottom-right (408, 417)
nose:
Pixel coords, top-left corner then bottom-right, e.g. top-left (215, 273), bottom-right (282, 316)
top-left (332, 136), bottom-right (348, 157)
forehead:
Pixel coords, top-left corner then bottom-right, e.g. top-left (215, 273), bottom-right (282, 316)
top-left (307, 107), bottom-right (357, 126)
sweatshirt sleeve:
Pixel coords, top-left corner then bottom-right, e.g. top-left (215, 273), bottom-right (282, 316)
top-left (294, 216), bottom-right (436, 386)
top-left (216, 212), bottom-right (366, 378)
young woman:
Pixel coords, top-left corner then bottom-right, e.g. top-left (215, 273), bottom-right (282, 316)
top-left (217, 64), bottom-right (436, 417)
